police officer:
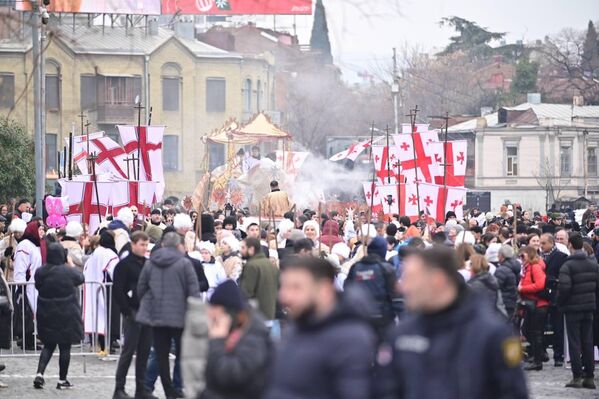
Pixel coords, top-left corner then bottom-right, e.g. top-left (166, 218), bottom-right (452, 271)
top-left (376, 246), bottom-right (528, 399)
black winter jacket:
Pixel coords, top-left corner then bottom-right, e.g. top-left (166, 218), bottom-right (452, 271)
top-left (500, 258), bottom-right (521, 284)
top-left (558, 251), bottom-right (599, 313)
top-left (467, 272), bottom-right (505, 315)
top-left (34, 244), bottom-right (84, 344)
top-left (264, 288), bottom-right (377, 399)
top-left (112, 252), bottom-right (146, 317)
top-left (202, 311), bottom-right (272, 399)
top-left (494, 264), bottom-right (518, 313)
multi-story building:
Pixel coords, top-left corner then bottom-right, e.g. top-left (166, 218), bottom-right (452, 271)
top-left (449, 96), bottom-right (599, 212)
top-left (0, 19), bottom-right (276, 197)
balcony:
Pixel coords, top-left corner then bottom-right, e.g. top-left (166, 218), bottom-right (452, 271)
top-left (96, 103), bottom-right (136, 124)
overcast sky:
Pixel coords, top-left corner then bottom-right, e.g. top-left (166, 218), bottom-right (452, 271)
top-left (268, 0), bottom-right (599, 82)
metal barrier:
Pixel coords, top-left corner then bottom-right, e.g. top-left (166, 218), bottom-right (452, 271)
top-left (0, 281), bottom-right (122, 359)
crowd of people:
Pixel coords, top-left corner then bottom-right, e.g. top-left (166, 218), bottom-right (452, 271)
top-left (1, 191), bottom-right (599, 398)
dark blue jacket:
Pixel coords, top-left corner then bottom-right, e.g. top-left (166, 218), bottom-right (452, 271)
top-left (375, 289), bottom-right (528, 399)
top-left (265, 288), bottom-right (377, 399)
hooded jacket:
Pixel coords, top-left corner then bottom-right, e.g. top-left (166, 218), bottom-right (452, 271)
top-left (493, 263), bottom-right (518, 314)
top-left (264, 288), bottom-right (377, 399)
top-left (467, 272), bottom-right (506, 315)
top-left (558, 251), bottom-right (599, 313)
top-left (136, 247), bottom-right (200, 328)
top-left (320, 220), bottom-right (342, 247)
top-left (201, 214), bottom-right (217, 244)
top-left (34, 243), bottom-right (84, 344)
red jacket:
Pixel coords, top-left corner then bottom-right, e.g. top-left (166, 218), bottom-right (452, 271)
top-left (519, 259), bottom-right (549, 308)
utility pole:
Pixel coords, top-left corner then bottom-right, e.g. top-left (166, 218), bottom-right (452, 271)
top-left (391, 48), bottom-right (401, 135)
top-left (33, 1), bottom-right (47, 218)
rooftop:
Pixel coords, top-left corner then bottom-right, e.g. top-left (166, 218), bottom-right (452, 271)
top-left (449, 102), bottom-right (599, 132)
top-left (0, 23), bottom-right (239, 59)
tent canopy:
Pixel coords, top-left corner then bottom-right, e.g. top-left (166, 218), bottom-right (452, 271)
top-left (207, 112), bottom-right (291, 145)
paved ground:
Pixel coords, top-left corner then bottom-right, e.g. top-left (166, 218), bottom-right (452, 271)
top-left (1, 352), bottom-right (599, 398)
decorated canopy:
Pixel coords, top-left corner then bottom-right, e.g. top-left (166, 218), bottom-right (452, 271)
top-left (207, 112), bottom-right (290, 144)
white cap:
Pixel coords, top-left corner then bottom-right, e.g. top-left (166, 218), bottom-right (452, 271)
top-left (455, 231), bottom-right (476, 245)
top-left (9, 218), bottom-right (27, 234)
top-left (116, 207), bottom-right (134, 227)
top-left (173, 213), bottom-right (193, 231)
top-left (242, 217), bottom-right (260, 232)
top-left (65, 221), bottom-right (83, 238)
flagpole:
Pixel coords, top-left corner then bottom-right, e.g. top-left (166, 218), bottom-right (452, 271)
top-left (85, 120), bottom-right (91, 174)
top-left (441, 112), bottom-right (450, 222)
top-left (62, 145), bottom-right (67, 180)
top-left (89, 152), bottom-right (102, 224)
top-left (368, 122), bottom-right (375, 162)
top-left (385, 125), bottom-right (391, 184)
top-left (396, 153), bottom-right (401, 217)
top-left (134, 97), bottom-right (145, 182)
top-left (408, 106), bottom-right (421, 218)
top-left (68, 131), bottom-right (73, 180)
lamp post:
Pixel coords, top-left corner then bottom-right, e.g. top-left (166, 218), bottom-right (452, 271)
top-left (583, 129), bottom-right (589, 197)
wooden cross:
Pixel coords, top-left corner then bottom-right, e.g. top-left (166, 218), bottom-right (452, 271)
top-left (124, 154), bottom-right (139, 180)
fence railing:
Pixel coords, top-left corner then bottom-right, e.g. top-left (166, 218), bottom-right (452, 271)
top-left (1, 281), bottom-right (122, 358)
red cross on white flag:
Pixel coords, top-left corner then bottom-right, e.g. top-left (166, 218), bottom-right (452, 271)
top-left (109, 181), bottom-right (158, 216)
top-left (118, 125), bottom-right (165, 201)
top-left (444, 186), bottom-right (467, 220)
top-left (430, 140), bottom-right (468, 187)
top-left (362, 182), bottom-right (383, 214)
top-left (377, 184), bottom-right (401, 216)
top-left (60, 180), bottom-right (112, 234)
top-left (329, 136), bottom-right (384, 162)
top-left (73, 136), bottom-right (128, 178)
top-left (372, 145), bottom-right (402, 184)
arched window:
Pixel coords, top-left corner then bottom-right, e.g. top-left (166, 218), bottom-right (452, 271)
top-left (256, 79), bottom-right (263, 111)
top-left (45, 59), bottom-right (61, 111)
top-left (242, 78), bottom-right (252, 113)
top-left (162, 63), bottom-right (182, 112)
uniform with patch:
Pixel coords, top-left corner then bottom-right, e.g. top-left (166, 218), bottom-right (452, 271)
top-left (375, 289), bottom-right (528, 399)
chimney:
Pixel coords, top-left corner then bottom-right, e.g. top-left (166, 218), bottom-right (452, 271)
top-left (573, 95), bottom-right (584, 106)
top-left (175, 18), bottom-right (195, 40)
top-left (527, 93), bottom-right (541, 104)
top-left (148, 18), bottom-right (159, 36)
top-left (480, 106), bottom-right (493, 116)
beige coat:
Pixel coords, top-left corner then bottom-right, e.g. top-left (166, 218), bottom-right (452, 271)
top-left (260, 190), bottom-right (292, 218)
top-left (61, 239), bottom-right (85, 270)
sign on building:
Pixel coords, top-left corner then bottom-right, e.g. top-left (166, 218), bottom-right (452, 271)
top-left (466, 191), bottom-right (491, 213)
top-left (162, 0), bottom-right (312, 15)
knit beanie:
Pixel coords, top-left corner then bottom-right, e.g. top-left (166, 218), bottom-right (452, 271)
top-left (210, 280), bottom-right (246, 311)
top-left (367, 236), bottom-right (387, 260)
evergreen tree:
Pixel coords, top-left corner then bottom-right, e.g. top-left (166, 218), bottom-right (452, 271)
top-left (310, 0), bottom-right (333, 65)
top-left (582, 20), bottom-right (599, 77)
top-left (511, 57), bottom-right (539, 95)
top-left (437, 16), bottom-right (505, 58)
top-left (0, 117), bottom-right (34, 203)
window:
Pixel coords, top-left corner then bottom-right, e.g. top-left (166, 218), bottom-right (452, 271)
top-left (256, 80), bottom-right (263, 111)
top-left (206, 78), bottom-right (226, 112)
top-left (0, 73), bottom-right (15, 108)
top-left (560, 142), bottom-right (572, 175)
top-left (163, 135), bottom-right (179, 171)
top-left (588, 146), bottom-right (598, 177)
top-left (80, 75), bottom-right (97, 110)
top-left (242, 79), bottom-right (252, 113)
top-left (45, 133), bottom-right (57, 172)
top-left (506, 145), bottom-right (518, 176)
top-left (208, 142), bottom-right (225, 171)
top-left (162, 77), bottom-right (180, 111)
top-left (101, 76), bottom-right (141, 105)
top-left (46, 75), bottom-right (60, 110)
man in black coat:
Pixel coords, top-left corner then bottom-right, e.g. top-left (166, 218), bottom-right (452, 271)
top-left (376, 246), bottom-right (528, 399)
top-left (540, 233), bottom-right (569, 366)
top-left (265, 256), bottom-right (377, 399)
top-left (112, 231), bottom-right (155, 399)
top-left (558, 233), bottom-right (599, 389)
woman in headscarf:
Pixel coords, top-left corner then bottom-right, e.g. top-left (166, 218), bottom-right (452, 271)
top-left (83, 230), bottom-right (119, 356)
top-left (320, 220), bottom-right (342, 248)
top-left (302, 220), bottom-right (329, 256)
top-left (217, 235), bottom-right (243, 281)
top-left (33, 243), bottom-right (84, 390)
top-left (13, 220), bottom-right (45, 350)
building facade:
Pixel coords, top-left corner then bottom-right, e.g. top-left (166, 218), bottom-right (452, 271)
top-left (449, 101), bottom-right (599, 212)
top-left (0, 20), bottom-right (275, 197)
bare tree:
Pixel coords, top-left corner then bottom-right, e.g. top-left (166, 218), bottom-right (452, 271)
top-left (534, 157), bottom-right (566, 211)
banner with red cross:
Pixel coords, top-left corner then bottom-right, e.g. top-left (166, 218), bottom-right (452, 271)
top-left (117, 125), bottom-right (165, 201)
top-left (108, 180), bottom-right (158, 216)
top-left (329, 136), bottom-right (384, 162)
top-left (362, 181), bottom-right (383, 214)
top-left (391, 131), bottom-right (440, 183)
top-left (274, 151), bottom-right (309, 183)
top-left (417, 183), bottom-right (467, 222)
top-left (60, 180), bottom-right (111, 234)
top-left (73, 136), bottom-right (128, 178)
top-left (429, 140), bottom-right (468, 187)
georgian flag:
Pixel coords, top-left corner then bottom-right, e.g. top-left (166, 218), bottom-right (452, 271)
top-left (117, 125), bottom-right (165, 201)
top-left (329, 136), bottom-right (384, 162)
top-left (429, 140), bottom-right (468, 187)
top-left (109, 180), bottom-right (158, 216)
top-left (416, 183), bottom-right (467, 222)
top-left (401, 123), bottom-right (430, 134)
top-left (60, 180), bottom-right (111, 235)
top-left (402, 182), bottom-right (420, 218)
top-left (372, 145), bottom-right (402, 184)
top-left (377, 184), bottom-right (401, 216)
top-left (392, 132), bottom-right (439, 183)
top-left (363, 182), bottom-right (383, 214)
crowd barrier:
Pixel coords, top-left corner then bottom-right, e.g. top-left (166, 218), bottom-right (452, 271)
top-left (0, 281), bottom-right (122, 358)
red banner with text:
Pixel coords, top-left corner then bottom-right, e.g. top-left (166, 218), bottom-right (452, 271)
top-left (162, 0), bottom-right (312, 15)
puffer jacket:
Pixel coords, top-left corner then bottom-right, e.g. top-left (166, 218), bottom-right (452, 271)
top-left (500, 258), bottom-right (521, 284)
top-left (519, 259), bottom-right (549, 308)
top-left (494, 264), bottom-right (518, 314)
top-left (467, 272), bottom-right (506, 315)
top-left (136, 247), bottom-right (200, 328)
top-left (558, 251), bottom-right (599, 313)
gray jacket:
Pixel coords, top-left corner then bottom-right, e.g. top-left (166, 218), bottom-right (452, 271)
top-left (136, 247), bottom-right (200, 328)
